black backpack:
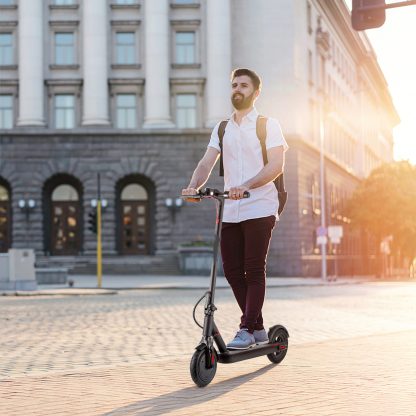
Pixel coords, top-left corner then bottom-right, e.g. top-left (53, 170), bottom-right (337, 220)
top-left (218, 115), bottom-right (287, 215)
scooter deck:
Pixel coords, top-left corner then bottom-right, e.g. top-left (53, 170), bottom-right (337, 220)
top-left (218, 341), bottom-right (286, 364)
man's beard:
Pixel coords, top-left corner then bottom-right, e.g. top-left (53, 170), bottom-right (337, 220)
top-left (231, 91), bottom-right (255, 110)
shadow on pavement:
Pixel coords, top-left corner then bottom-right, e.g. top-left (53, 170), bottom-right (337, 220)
top-left (104, 363), bottom-right (276, 415)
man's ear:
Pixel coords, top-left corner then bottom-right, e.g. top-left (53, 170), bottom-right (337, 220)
top-left (254, 89), bottom-right (260, 99)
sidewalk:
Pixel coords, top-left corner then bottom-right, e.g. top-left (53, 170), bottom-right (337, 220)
top-left (1, 275), bottom-right (375, 296)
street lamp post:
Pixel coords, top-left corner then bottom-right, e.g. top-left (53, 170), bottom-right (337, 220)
top-left (319, 104), bottom-right (328, 282)
top-left (165, 197), bottom-right (183, 223)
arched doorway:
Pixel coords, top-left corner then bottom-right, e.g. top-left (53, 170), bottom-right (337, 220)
top-left (119, 183), bottom-right (150, 255)
top-left (0, 182), bottom-right (11, 253)
top-left (50, 183), bottom-right (82, 255)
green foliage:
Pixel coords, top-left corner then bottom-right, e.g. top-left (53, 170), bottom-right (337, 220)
top-left (347, 161), bottom-right (416, 258)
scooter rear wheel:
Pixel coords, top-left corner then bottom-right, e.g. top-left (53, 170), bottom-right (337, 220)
top-left (190, 348), bottom-right (217, 387)
top-left (267, 327), bottom-right (288, 364)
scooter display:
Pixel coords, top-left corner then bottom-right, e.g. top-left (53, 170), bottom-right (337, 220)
top-left (185, 188), bottom-right (289, 387)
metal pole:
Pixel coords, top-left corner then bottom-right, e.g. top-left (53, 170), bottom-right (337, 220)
top-left (97, 173), bottom-right (102, 288)
top-left (334, 245), bottom-right (338, 282)
top-left (357, 0), bottom-right (416, 12)
top-left (319, 105), bottom-right (327, 282)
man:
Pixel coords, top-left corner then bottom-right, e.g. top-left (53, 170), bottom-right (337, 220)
top-left (182, 68), bottom-right (288, 349)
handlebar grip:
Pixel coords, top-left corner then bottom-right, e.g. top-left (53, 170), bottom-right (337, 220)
top-left (182, 188), bottom-right (250, 199)
top-left (224, 191), bottom-right (250, 198)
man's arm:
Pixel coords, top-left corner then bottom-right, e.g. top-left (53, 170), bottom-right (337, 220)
top-left (182, 147), bottom-right (220, 201)
top-left (229, 146), bottom-right (284, 199)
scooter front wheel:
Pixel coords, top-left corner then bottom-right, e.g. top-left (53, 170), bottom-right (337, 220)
top-left (190, 347), bottom-right (217, 387)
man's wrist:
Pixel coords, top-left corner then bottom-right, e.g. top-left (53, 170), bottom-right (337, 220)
top-left (242, 181), bottom-right (252, 190)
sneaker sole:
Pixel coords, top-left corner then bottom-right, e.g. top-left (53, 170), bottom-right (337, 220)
top-left (227, 340), bottom-right (269, 349)
top-left (226, 343), bottom-right (256, 350)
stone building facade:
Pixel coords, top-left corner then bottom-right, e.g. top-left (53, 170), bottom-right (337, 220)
top-left (0, 0), bottom-right (399, 276)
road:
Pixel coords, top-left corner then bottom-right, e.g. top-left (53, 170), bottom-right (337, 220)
top-left (1, 282), bottom-right (416, 415)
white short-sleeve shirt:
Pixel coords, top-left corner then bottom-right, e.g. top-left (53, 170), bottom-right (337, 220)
top-left (208, 107), bottom-right (288, 223)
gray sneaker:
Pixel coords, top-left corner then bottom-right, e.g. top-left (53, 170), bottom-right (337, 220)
top-left (227, 329), bottom-right (256, 350)
top-left (253, 329), bottom-right (269, 345)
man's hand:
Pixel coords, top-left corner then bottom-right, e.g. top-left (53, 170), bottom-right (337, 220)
top-left (181, 187), bottom-right (201, 203)
top-left (228, 185), bottom-right (250, 200)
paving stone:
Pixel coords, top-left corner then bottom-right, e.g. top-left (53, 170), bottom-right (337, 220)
top-left (0, 283), bottom-right (416, 415)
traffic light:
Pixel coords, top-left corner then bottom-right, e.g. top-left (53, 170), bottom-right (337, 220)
top-left (88, 208), bottom-right (97, 234)
top-left (352, 0), bottom-right (386, 31)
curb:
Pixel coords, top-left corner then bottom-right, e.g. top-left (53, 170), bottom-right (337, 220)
top-left (1, 289), bottom-right (118, 297)
top-left (96, 280), bottom-right (370, 291)
top-left (2, 278), bottom-right (407, 296)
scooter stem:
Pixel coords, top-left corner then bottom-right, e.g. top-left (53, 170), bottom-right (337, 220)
top-left (202, 195), bottom-right (224, 341)
top-left (210, 196), bottom-right (224, 303)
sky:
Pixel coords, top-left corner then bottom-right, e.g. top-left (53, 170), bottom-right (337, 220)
top-left (345, 1), bottom-right (416, 164)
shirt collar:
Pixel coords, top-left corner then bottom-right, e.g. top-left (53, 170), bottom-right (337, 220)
top-left (231, 107), bottom-right (259, 124)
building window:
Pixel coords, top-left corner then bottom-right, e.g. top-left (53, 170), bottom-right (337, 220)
top-left (176, 94), bottom-right (196, 128)
top-left (172, 0), bottom-right (196, 3)
top-left (319, 55), bottom-right (326, 92)
top-left (55, 94), bottom-right (75, 129)
top-left (0, 33), bottom-right (13, 66)
top-left (308, 50), bottom-right (313, 85)
top-left (175, 32), bottom-right (195, 64)
top-left (116, 94), bottom-right (137, 129)
top-left (48, 181), bottom-right (82, 255)
top-left (0, 181), bottom-right (11, 253)
top-left (115, 0), bottom-right (135, 3)
top-left (307, 2), bottom-right (312, 34)
top-left (311, 179), bottom-right (321, 216)
top-left (0, 95), bottom-right (13, 129)
top-left (53, 0), bottom-right (74, 4)
top-left (55, 32), bottom-right (75, 65)
top-left (115, 32), bottom-right (136, 65)
top-left (118, 182), bottom-right (150, 255)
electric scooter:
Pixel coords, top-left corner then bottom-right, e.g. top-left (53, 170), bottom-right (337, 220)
top-left (185, 188), bottom-right (289, 387)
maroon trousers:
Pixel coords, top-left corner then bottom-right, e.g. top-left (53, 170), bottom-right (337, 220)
top-left (220, 215), bottom-right (276, 333)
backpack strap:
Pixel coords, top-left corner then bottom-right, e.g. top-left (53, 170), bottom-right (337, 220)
top-left (256, 115), bottom-right (287, 215)
top-left (256, 115), bottom-right (268, 166)
top-left (218, 119), bottom-right (228, 177)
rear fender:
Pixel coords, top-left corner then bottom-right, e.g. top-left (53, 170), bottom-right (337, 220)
top-left (268, 324), bottom-right (289, 339)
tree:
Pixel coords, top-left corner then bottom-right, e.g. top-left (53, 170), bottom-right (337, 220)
top-left (347, 161), bottom-right (416, 264)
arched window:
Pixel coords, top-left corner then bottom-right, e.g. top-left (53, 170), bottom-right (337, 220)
top-left (52, 184), bottom-right (79, 202)
top-left (119, 182), bottom-right (150, 254)
top-left (0, 183), bottom-right (11, 253)
top-left (50, 183), bottom-right (82, 255)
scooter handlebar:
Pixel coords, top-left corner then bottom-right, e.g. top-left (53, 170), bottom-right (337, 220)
top-left (181, 187), bottom-right (250, 200)
top-left (223, 190), bottom-right (250, 199)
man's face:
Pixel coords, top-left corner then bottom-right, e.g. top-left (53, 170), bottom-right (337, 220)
top-left (231, 75), bottom-right (259, 110)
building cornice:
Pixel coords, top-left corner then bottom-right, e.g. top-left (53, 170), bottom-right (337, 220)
top-left (49, 20), bottom-right (79, 27)
top-left (0, 128), bottom-right (212, 137)
top-left (316, 0), bottom-right (399, 125)
top-left (0, 21), bottom-right (17, 27)
top-left (170, 78), bottom-right (206, 86)
top-left (110, 20), bottom-right (141, 26)
top-left (170, 19), bottom-right (201, 26)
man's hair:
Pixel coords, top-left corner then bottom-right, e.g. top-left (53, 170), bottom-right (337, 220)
top-left (231, 68), bottom-right (262, 91)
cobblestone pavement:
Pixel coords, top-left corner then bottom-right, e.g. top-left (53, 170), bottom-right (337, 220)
top-left (1, 282), bottom-right (416, 415)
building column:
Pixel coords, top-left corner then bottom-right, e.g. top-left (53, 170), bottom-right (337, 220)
top-left (17, 0), bottom-right (44, 126)
top-left (82, 0), bottom-right (109, 126)
top-left (143, 0), bottom-right (173, 128)
top-left (205, 0), bottom-right (231, 128)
